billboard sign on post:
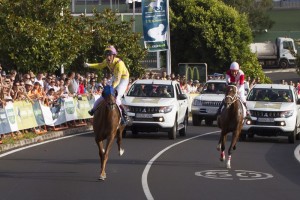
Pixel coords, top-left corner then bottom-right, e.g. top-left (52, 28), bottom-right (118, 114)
top-left (142, 0), bottom-right (168, 52)
top-left (177, 63), bottom-right (208, 83)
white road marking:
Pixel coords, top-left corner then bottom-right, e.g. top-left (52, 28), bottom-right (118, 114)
top-left (0, 131), bottom-right (92, 158)
top-left (195, 169), bottom-right (273, 181)
top-left (294, 144), bottom-right (300, 164)
top-left (141, 131), bottom-right (219, 200)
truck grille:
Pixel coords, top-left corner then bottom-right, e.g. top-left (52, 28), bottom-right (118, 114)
top-left (250, 110), bottom-right (281, 118)
top-left (202, 101), bottom-right (222, 107)
top-left (129, 106), bottom-right (160, 114)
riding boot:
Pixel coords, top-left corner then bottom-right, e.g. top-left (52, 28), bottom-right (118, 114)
top-left (243, 102), bottom-right (250, 117)
top-left (88, 108), bottom-right (95, 116)
top-left (217, 99), bottom-right (224, 116)
top-left (119, 105), bottom-right (132, 126)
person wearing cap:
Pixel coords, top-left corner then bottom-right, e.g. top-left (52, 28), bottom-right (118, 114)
top-left (84, 45), bottom-right (130, 125)
top-left (217, 61), bottom-right (248, 115)
top-left (24, 80), bottom-right (34, 93)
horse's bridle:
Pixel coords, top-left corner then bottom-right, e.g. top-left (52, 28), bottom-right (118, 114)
top-left (224, 85), bottom-right (238, 107)
top-left (105, 98), bottom-right (117, 110)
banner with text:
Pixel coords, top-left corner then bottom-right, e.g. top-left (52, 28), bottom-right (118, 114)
top-left (0, 96), bottom-right (96, 135)
top-left (142, 0), bottom-right (168, 52)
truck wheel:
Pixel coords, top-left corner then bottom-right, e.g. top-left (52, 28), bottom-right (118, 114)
top-left (205, 119), bottom-right (214, 126)
top-left (132, 129), bottom-right (139, 136)
top-left (168, 117), bottom-right (177, 140)
top-left (279, 60), bottom-right (288, 68)
top-left (192, 114), bottom-right (201, 126)
top-left (288, 127), bottom-right (296, 144)
top-left (296, 132), bottom-right (300, 140)
top-left (179, 113), bottom-right (188, 136)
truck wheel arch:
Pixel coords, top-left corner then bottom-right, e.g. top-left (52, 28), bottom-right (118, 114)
top-left (279, 59), bottom-right (289, 68)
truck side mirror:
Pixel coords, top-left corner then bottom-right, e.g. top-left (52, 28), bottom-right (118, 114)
top-left (178, 94), bottom-right (187, 100)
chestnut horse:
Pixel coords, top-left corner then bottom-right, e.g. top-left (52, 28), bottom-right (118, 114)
top-left (93, 93), bottom-right (125, 180)
top-left (217, 85), bottom-right (244, 168)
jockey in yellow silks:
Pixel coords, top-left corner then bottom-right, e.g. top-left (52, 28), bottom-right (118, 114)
top-left (84, 45), bottom-right (130, 125)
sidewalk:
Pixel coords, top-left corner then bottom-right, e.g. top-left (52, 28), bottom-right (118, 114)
top-left (0, 125), bottom-right (93, 154)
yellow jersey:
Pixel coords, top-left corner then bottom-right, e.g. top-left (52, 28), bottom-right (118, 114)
top-left (88, 57), bottom-right (129, 88)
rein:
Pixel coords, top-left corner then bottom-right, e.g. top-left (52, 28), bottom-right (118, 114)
top-left (104, 96), bottom-right (117, 110)
top-left (225, 85), bottom-right (239, 107)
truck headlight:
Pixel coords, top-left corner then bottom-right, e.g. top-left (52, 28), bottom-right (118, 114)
top-left (280, 110), bottom-right (293, 118)
top-left (192, 99), bottom-right (202, 106)
top-left (159, 105), bottom-right (173, 113)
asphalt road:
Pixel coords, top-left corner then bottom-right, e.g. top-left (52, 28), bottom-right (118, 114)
top-left (0, 122), bottom-right (299, 200)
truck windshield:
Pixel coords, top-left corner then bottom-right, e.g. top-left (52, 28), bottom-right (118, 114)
top-left (202, 82), bottom-right (226, 94)
top-left (247, 88), bottom-right (293, 102)
top-left (127, 84), bottom-right (174, 98)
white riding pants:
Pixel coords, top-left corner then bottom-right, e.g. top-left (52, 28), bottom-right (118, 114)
top-left (238, 85), bottom-right (246, 103)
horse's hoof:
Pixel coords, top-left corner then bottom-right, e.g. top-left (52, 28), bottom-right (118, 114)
top-left (119, 148), bottom-right (124, 156)
top-left (99, 173), bottom-right (106, 180)
top-left (226, 161), bottom-right (231, 169)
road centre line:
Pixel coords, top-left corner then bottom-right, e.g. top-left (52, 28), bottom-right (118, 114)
top-left (141, 131), bottom-right (220, 200)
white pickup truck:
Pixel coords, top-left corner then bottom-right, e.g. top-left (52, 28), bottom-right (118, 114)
top-left (242, 84), bottom-right (300, 143)
top-left (191, 79), bottom-right (227, 126)
top-left (122, 79), bottom-right (189, 139)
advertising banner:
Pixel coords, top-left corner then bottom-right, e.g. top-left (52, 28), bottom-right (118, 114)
top-left (142, 0), bottom-right (168, 51)
top-left (14, 100), bottom-right (38, 130)
top-left (39, 102), bottom-right (56, 126)
top-left (32, 101), bottom-right (46, 126)
top-left (76, 96), bottom-right (92, 120)
top-left (64, 97), bottom-right (77, 122)
top-left (0, 97), bottom-right (96, 134)
top-left (177, 63), bottom-right (208, 83)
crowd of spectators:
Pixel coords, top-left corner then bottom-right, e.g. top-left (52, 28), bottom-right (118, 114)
top-left (0, 68), bottom-right (107, 109)
top-left (2, 65), bottom-right (300, 110)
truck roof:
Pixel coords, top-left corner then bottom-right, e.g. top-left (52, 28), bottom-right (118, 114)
top-left (252, 84), bottom-right (294, 90)
top-left (133, 79), bottom-right (179, 85)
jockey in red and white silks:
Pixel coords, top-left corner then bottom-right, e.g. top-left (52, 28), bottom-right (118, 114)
top-left (225, 62), bottom-right (246, 103)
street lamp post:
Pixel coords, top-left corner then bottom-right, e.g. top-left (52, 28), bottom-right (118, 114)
top-left (85, 0), bottom-right (87, 16)
top-left (133, 0), bottom-right (135, 32)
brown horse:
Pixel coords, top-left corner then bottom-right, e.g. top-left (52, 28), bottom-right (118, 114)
top-left (93, 94), bottom-right (125, 180)
top-left (217, 85), bottom-right (244, 168)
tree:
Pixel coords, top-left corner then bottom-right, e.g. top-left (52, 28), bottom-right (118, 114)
top-left (169, 0), bottom-right (270, 82)
top-left (222, 0), bottom-right (274, 33)
top-left (72, 9), bottom-right (147, 78)
top-left (0, 0), bottom-right (147, 77)
top-left (0, 0), bottom-right (85, 73)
